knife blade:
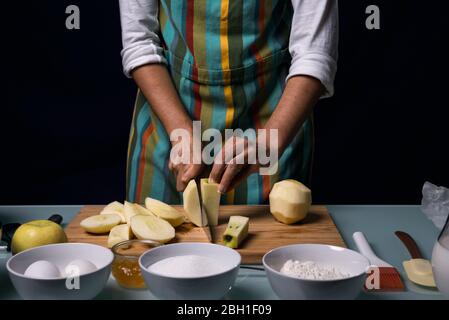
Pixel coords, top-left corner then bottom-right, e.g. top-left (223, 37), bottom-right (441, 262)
top-left (195, 177), bottom-right (215, 243)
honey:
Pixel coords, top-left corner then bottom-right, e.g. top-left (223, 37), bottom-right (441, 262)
top-left (112, 256), bottom-right (146, 289)
top-left (111, 239), bottom-right (161, 289)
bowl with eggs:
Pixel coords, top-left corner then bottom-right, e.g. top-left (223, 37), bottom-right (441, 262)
top-left (6, 243), bottom-right (113, 300)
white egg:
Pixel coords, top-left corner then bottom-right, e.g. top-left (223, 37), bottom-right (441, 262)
top-left (24, 260), bottom-right (61, 279)
top-left (64, 259), bottom-right (97, 277)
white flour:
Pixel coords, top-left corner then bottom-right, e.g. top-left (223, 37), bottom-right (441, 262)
top-left (280, 260), bottom-right (350, 280)
top-left (148, 255), bottom-right (226, 277)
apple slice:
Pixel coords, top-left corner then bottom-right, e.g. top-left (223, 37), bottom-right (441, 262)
top-left (145, 197), bottom-right (184, 227)
top-left (200, 178), bottom-right (220, 226)
top-left (80, 214), bottom-right (121, 234)
top-left (130, 214), bottom-right (175, 243)
top-left (100, 201), bottom-right (126, 223)
top-left (107, 224), bottom-right (133, 248)
top-left (124, 201), bottom-right (154, 223)
top-left (183, 180), bottom-right (207, 227)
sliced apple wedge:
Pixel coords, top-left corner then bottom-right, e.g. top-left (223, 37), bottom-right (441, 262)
top-left (130, 214), bottom-right (175, 243)
top-left (80, 214), bottom-right (121, 234)
top-left (145, 197), bottom-right (184, 227)
top-left (183, 180), bottom-right (207, 227)
top-left (100, 201), bottom-right (126, 223)
top-left (200, 178), bottom-right (220, 226)
top-left (107, 224), bottom-right (133, 248)
top-left (124, 201), bottom-right (154, 223)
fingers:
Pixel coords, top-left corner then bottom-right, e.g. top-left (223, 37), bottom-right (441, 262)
top-left (225, 165), bottom-right (257, 191)
top-left (209, 161), bottom-right (226, 185)
top-left (169, 161), bottom-right (205, 192)
top-left (217, 160), bottom-right (245, 193)
top-left (171, 134), bottom-right (254, 193)
top-left (209, 144), bottom-right (227, 184)
top-left (169, 161), bottom-right (188, 192)
top-left (210, 136), bottom-right (242, 183)
top-left (182, 163), bottom-right (203, 183)
top-left (175, 165), bottom-right (189, 192)
top-left (210, 136), bottom-right (252, 192)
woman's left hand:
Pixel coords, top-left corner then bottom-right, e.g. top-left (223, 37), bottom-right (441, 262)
top-left (208, 76), bottom-right (323, 193)
top-left (209, 135), bottom-right (262, 193)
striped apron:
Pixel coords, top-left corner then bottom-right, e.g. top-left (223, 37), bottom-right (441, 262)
top-left (126, 0), bottom-right (314, 205)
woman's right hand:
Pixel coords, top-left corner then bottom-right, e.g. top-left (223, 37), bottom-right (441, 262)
top-left (168, 132), bottom-right (204, 192)
top-left (132, 64), bottom-right (204, 192)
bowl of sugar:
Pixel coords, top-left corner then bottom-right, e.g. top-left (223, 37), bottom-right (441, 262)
top-left (139, 243), bottom-right (241, 299)
top-left (263, 244), bottom-right (370, 300)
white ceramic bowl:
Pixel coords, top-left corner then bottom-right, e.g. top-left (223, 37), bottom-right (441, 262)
top-left (7, 243), bottom-right (113, 300)
top-left (263, 244), bottom-right (369, 300)
top-left (139, 243), bottom-right (241, 299)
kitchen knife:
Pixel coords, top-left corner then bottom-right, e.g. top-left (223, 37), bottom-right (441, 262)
top-left (195, 177), bottom-right (215, 243)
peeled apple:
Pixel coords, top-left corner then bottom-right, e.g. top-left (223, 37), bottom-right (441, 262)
top-left (145, 197), bottom-right (184, 227)
top-left (269, 179), bottom-right (311, 225)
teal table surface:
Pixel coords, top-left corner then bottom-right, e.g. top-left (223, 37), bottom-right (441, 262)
top-left (0, 205), bottom-right (444, 300)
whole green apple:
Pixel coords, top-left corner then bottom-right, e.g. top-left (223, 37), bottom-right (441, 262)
top-left (11, 220), bottom-right (67, 254)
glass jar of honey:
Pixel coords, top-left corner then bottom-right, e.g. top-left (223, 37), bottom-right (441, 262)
top-left (111, 239), bottom-right (161, 289)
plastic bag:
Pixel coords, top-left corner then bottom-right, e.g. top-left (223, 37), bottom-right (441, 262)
top-left (421, 182), bottom-right (449, 229)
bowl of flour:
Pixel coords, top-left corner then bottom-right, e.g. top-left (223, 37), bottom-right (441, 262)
top-left (263, 244), bottom-right (369, 300)
top-left (139, 243), bottom-right (241, 299)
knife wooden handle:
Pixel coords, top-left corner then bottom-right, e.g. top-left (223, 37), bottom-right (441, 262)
top-left (395, 231), bottom-right (423, 259)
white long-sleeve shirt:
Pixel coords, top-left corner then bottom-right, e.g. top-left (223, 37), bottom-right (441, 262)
top-left (119, 0), bottom-right (338, 97)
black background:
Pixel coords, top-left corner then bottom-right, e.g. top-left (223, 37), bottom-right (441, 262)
top-left (1, 1), bottom-right (448, 205)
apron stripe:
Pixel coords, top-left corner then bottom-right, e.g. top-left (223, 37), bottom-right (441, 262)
top-left (186, 0), bottom-right (202, 120)
top-left (128, 104), bottom-right (151, 202)
top-left (254, 71), bottom-right (274, 201)
top-left (186, 0), bottom-right (194, 49)
top-left (220, 0), bottom-right (235, 129)
top-left (135, 122), bottom-right (155, 202)
top-left (149, 119), bottom-right (170, 201)
top-left (258, 0), bottom-right (265, 36)
top-left (228, 0), bottom-right (243, 70)
top-left (224, 86), bottom-right (234, 127)
top-left (220, 0), bottom-right (235, 203)
top-left (220, 0), bottom-right (230, 79)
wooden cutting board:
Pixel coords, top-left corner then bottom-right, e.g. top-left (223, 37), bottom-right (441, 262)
top-left (65, 205), bottom-right (345, 264)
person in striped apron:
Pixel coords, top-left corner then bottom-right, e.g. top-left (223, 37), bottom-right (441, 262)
top-left (119, 0), bottom-right (338, 204)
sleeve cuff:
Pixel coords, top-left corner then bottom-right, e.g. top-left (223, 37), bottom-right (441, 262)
top-left (121, 43), bottom-right (167, 78)
top-left (286, 51), bottom-right (337, 98)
